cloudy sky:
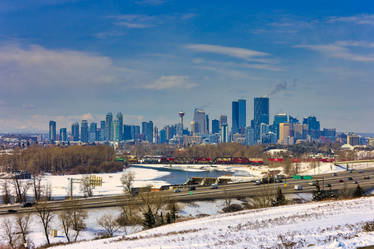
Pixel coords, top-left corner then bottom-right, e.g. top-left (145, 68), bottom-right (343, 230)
top-left (0, 0), bottom-right (374, 133)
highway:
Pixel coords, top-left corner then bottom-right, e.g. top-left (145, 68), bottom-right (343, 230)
top-left (1, 167), bottom-right (374, 215)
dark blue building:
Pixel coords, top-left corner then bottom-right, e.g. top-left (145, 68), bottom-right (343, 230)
top-left (254, 97), bottom-right (269, 142)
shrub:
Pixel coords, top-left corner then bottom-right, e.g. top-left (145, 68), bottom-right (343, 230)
top-left (222, 204), bottom-right (243, 213)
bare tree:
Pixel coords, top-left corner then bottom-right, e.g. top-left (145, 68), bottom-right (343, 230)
top-left (70, 202), bottom-right (87, 242)
top-left (32, 174), bottom-right (43, 202)
top-left (1, 179), bottom-right (12, 204)
top-left (116, 203), bottom-right (142, 234)
top-left (120, 171), bottom-right (135, 195)
top-left (59, 209), bottom-right (73, 242)
top-left (97, 214), bottom-right (120, 237)
top-left (15, 213), bottom-right (32, 246)
top-left (249, 186), bottom-right (276, 209)
top-left (1, 218), bottom-right (18, 248)
top-left (35, 202), bottom-right (54, 245)
top-left (12, 177), bottom-right (30, 203)
top-left (80, 176), bottom-right (93, 198)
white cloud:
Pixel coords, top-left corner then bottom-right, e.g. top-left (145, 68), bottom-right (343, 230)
top-left (0, 44), bottom-right (142, 88)
top-left (295, 43), bottom-right (374, 62)
top-left (143, 75), bottom-right (197, 90)
top-left (185, 44), bottom-right (271, 63)
top-left (328, 14), bottom-right (374, 25)
top-left (110, 15), bottom-right (157, 29)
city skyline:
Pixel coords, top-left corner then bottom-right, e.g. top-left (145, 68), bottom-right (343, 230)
top-left (1, 1), bottom-right (374, 133)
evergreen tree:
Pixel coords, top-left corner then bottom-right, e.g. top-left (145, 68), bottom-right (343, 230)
top-left (166, 212), bottom-right (171, 224)
top-left (143, 207), bottom-right (155, 229)
top-left (170, 204), bottom-right (177, 222)
top-left (273, 188), bottom-right (287, 206)
top-left (312, 180), bottom-right (325, 201)
top-left (159, 212), bottom-right (164, 225)
top-left (353, 184), bottom-right (365, 198)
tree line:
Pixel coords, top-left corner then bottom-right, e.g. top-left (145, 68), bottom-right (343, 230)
top-left (0, 145), bottom-right (122, 175)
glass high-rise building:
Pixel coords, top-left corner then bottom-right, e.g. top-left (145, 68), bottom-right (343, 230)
top-left (89, 122), bottom-right (97, 143)
top-left (273, 113), bottom-right (288, 139)
top-left (212, 119), bottom-right (220, 134)
top-left (238, 99), bottom-right (246, 132)
top-left (254, 97), bottom-right (269, 142)
top-left (105, 112), bottom-right (113, 141)
top-left (116, 112), bottom-right (123, 141)
top-left (81, 120), bottom-right (89, 143)
top-left (49, 120), bottom-right (56, 144)
top-left (113, 120), bottom-right (120, 141)
top-left (232, 101), bottom-right (239, 134)
top-left (142, 121), bottom-right (154, 143)
top-left (71, 122), bottom-right (79, 141)
top-left (100, 121), bottom-right (106, 141)
top-left (193, 108), bottom-right (208, 135)
top-left (232, 99), bottom-right (246, 134)
top-left (59, 128), bottom-right (67, 142)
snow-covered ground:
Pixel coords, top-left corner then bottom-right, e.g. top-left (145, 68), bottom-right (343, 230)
top-left (52, 197), bottom-right (374, 249)
top-left (0, 167), bottom-right (170, 200)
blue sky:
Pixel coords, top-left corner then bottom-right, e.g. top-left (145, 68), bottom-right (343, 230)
top-left (1, 0), bottom-right (374, 133)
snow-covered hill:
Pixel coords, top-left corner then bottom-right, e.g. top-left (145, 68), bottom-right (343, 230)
top-left (53, 197), bottom-right (374, 249)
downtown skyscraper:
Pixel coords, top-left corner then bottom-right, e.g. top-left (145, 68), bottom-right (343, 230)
top-left (71, 122), bottom-right (80, 141)
top-left (254, 97), bottom-right (269, 142)
top-left (232, 99), bottom-right (246, 134)
top-left (105, 112), bottom-right (113, 141)
top-left (49, 120), bottom-right (56, 143)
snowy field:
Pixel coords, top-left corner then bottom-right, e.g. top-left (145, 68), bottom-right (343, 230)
top-left (52, 197), bottom-right (374, 249)
top-left (0, 199), bottom-right (245, 248)
top-left (0, 167), bottom-right (170, 200)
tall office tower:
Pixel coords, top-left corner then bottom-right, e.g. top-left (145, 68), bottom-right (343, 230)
top-left (160, 129), bottom-right (167, 144)
top-left (303, 116), bottom-right (321, 139)
top-left (153, 126), bottom-right (159, 144)
top-left (219, 115), bottom-right (228, 127)
top-left (116, 112), bottom-right (123, 141)
top-left (100, 121), bottom-right (105, 141)
top-left (123, 125), bottom-right (132, 140)
top-left (59, 128), bottom-right (67, 142)
top-left (142, 121), bottom-right (154, 143)
top-left (254, 97), bottom-right (269, 142)
top-left (105, 112), bottom-right (113, 141)
top-left (260, 123), bottom-right (269, 142)
top-left (71, 122), bottom-right (80, 141)
top-left (232, 101), bottom-right (239, 134)
top-left (80, 120), bottom-right (89, 143)
top-left (49, 120), bottom-right (56, 144)
top-left (212, 119), bottom-right (220, 134)
top-left (193, 108), bottom-right (208, 135)
top-left (289, 115), bottom-right (299, 124)
top-left (133, 125), bottom-right (140, 140)
top-left (278, 123), bottom-right (292, 145)
top-left (112, 119), bottom-right (120, 141)
top-left (238, 99), bottom-right (246, 132)
top-left (220, 124), bottom-right (228, 143)
top-left (206, 114), bottom-right (209, 134)
top-left (273, 113), bottom-right (288, 139)
top-left (178, 112), bottom-right (185, 136)
top-left (245, 126), bottom-right (255, 146)
top-left (88, 122), bottom-right (97, 143)
top-left (292, 123), bottom-right (308, 140)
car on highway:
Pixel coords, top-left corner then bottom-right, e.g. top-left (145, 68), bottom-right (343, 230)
top-left (326, 184), bottom-right (332, 188)
top-left (7, 209), bottom-right (17, 213)
top-left (189, 186), bottom-right (196, 191)
top-left (354, 180), bottom-right (358, 184)
top-left (332, 173), bottom-right (337, 176)
top-left (211, 184), bottom-right (218, 189)
top-left (173, 189), bottom-right (181, 193)
top-left (254, 180), bottom-right (261, 185)
top-left (339, 179), bottom-right (344, 183)
top-left (294, 185), bottom-right (303, 190)
top-left (359, 170), bottom-right (364, 173)
top-left (23, 202), bottom-right (34, 208)
top-left (308, 181), bottom-right (317, 186)
top-left (364, 176), bottom-right (371, 180)
top-left (348, 177), bottom-right (353, 181)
